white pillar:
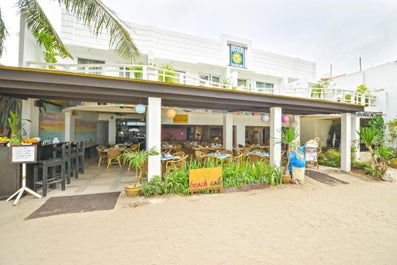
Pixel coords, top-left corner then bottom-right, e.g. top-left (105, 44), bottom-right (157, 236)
top-left (21, 99), bottom-right (40, 138)
top-left (65, 112), bottom-right (75, 142)
top-left (146, 97), bottom-right (162, 180)
top-left (236, 123), bottom-right (246, 146)
top-left (270, 107), bottom-right (282, 167)
top-left (341, 113), bottom-right (352, 172)
top-left (351, 115), bottom-right (360, 161)
top-left (108, 117), bottom-right (116, 144)
top-left (223, 113), bottom-right (233, 150)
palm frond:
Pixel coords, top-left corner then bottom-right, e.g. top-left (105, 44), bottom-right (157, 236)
top-left (18, 0), bottom-right (72, 59)
top-left (59, 0), bottom-right (139, 61)
top-left (0, 9), bottom-right (8, 57)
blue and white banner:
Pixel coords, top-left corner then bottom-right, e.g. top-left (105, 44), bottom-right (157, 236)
top-left (230, 45), bottom-right (245, 68)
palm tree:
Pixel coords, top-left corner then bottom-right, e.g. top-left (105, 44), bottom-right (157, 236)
top-left (0, 10), bottom-right (7, 57)
top-left (0, 0), bottom-right (139, 61)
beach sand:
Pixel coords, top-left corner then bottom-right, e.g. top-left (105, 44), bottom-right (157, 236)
top-left (1, 168), bottom-right (397, 265)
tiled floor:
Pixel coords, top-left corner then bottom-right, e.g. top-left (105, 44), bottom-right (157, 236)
top-left (42, 157), bottom-right (137, 197)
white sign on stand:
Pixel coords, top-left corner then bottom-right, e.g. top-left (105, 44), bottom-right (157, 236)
top-left (7, 145), bottom-right (42, 205)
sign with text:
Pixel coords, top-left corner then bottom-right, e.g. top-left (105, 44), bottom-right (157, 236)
top-left (230, 45), bottom-right (245, 68)
top-left (189, 167), bottom-right (222, 194)
top-left (305, 146), bottom-right (318, 162)
top-left (173, 114), bottom-right (188, 124)
top-left (9, 145), bottom-right (37, 163)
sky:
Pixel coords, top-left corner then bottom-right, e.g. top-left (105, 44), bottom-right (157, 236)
top-left (1, 0), bottom-right (396, 79)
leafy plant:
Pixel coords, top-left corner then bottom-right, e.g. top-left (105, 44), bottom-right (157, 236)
top-left (158, 64), bottom-right (176, 83)
top-left (277, 127), bottom-right (299, 175)
top-left (141, 176), bottom-right (167, 196)
top-left (128, 62), bottom-right (144, 79)
top-left (7, 110), bottom-right (31, 144)
top-left (318, 149), bottom-right (341, 168)
top-left (119, 147), bottom-right (159, 186)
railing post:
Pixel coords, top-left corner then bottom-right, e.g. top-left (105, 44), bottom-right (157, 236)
top-left (142, 65), bottom-right (148, 80)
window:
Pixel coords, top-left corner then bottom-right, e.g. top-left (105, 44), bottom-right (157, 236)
top-left (238, 79), bottom-right (247, 87)
top-left (256, 82), bottom-right (274, 93)
top-left (199, 74), bottom-right (220, 87)
top-left (78, 58), bottom-right (105, 75)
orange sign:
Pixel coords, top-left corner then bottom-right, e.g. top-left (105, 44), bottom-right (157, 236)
top-left (173, 114), bottom-right (188, 124)
top-left (189, 167), bottom-right (222, 194)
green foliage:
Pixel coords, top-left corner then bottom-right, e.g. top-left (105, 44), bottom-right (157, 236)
top-left (141, 159), bottom-right (282, 197)
top-left (318, 149), bottom-right (341, 168)
top-left (141, 176), bottom-right (167, 197)
top-left (311, 80), bottom-right (334, 98)
top-left (352, 161), bottom-right (382, 179)
top-left (7, 110), bottom-right (31, 144)
top-left (0, 10), bottom-right (7, 57)
top-left (158, 64), bottom-right (176, 83)
top-left (368, 115), bottom-right (385, 140)
top-left (387, 117), bottom-right (397, 139)
top-left (278, 127), bottom-right (299, 175)
top-left (128, 62), bottom-right (143, 79)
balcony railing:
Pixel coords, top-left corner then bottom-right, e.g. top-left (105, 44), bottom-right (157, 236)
top-left (26, 61), bottom-right (376, 107)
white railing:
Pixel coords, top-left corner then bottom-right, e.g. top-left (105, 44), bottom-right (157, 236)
top-left (25, 61), bottom-right (376, 107)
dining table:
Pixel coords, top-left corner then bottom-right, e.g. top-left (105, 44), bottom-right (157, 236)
top-left (247, 151), bottom-right (269, 157)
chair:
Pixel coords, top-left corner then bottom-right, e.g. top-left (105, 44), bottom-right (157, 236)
top-left (242, 146), bottom-right (252, 155)
top-left (195, 150), bottom-right (206, 163)
top-left (137, 160), bottom-right (149, 184)
top-left (96, 146), bottom-right (108, 167)
top-left (165, 154), bottom-right (188, 176)
top-left (247, 153), bottom-right (268, 165)
top-left (232, 153), bottom-right (244, 164)
top-left (107, 149), bottom-right (122, 168)
top-left (173, 151), bottom-right (185, 157)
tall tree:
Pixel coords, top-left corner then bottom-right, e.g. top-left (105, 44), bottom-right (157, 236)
top-left (0, 10), bottom-right (7, 58)
top-left (0, 0), bottom-right (139, 61)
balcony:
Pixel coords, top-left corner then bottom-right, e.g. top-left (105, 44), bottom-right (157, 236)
top-left (25, 61), bottom-right (376, 108)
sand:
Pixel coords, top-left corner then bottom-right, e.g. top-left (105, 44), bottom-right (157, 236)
top-left (1, 168), bottom-right (397, 265)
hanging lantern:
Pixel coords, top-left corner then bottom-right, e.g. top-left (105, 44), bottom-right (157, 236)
top-left (167, 109), bottom-right (176, 118)
top-left (260, 115), bottom-right (269, 123)
top-left (281, 115), bottom-right (289, 123)
top-left (290, 121), bottom-right (299, 128)
top-left (135, 104), bottom-right (146, 114)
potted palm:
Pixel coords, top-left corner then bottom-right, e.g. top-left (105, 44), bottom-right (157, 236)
top-left (7, 111), bottom-right (31, 145)
top-left (120, 147), bottom-right (159, 196)
top-left (279, 127), bottom-right (299, 184)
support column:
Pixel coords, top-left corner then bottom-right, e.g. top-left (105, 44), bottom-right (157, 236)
top-left (223, 113), bottom-right (233, 150)
top-left (270, 107), bottom-right (282, 167)
top-left (108, 117), bottom-right (116, 144)
top-left (341, 113), bottom-right (352, 172)
top-left (21, 99), bottom-right (39, 138)
top-left (146, 97), bottom-right (162, 180)
top-left (236, 123), bottom-right (246, 146)
top-left (351, 114), bottom-right (360, 161)
top-left (64, 112), bottom-right (75, 142)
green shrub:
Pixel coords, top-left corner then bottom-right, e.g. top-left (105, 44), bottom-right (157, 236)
top-left (141, 159), bottom-right (282, 197)
top-left (318, 149), bottom-right (341, 168)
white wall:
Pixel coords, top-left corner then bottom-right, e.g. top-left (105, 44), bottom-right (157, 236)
top-left (332, 61), bottom-right (397, 122)
top-left (300, 117), bottom-right (333, 147)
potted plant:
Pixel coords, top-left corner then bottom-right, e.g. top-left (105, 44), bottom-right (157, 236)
top-left (7, 111), bottom-right (31, 145)
top-left (120, 147), bottom-right (159, 196)
top-left (279, 127), bottom-right (299, 184)
top-left (389, 157), bottom-right (397, 169)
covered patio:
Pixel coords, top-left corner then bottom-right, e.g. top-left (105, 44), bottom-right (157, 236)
top-left (0, 65), bottom-right (364, 180)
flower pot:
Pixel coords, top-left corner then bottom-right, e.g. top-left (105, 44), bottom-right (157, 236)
top-left (390, 160), bottom-right (397, 169)
top-left (125, 185), bottom-right (141, 197)
top-left (282, 175), bottom-right (291, 184)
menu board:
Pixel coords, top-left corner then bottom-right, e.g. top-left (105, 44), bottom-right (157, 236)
top-left (305, 146), bottom-right (318, 162)
top-left (9, 145), bottom-right (37, 163)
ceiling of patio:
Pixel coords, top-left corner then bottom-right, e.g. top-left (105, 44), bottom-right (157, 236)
top-left (0, 66), bottom-right (364, 115)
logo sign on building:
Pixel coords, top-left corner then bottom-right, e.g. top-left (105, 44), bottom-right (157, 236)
top-left (173, 114), bottom-right (188, 124)
top-left (189, 167), bottom-right (223, 194)
top-left (230, 45), bottom-right (245, 68)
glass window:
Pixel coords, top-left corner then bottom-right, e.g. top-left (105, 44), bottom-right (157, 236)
top-left (77, 58), bottom-right (105, 75)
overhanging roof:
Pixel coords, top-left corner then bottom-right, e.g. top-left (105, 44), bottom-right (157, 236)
top-left (0, 66), bottom-right (364, 115)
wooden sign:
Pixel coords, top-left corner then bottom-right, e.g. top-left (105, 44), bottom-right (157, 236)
top-left (305, 146), bottom-right (318, 162)
top-left (189, 167), bottom-right (222, 194)
top-left (9, 145), bottom-right (37, 163)
top-left (173, 114), bottom-right (188, 124)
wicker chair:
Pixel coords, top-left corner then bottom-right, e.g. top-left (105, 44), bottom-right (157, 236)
top-left (96, 146), bottom-right (108, 167)
top-left (165, 155), bottom-right (188, 176)
top-left (106, 149), bottom-right (122, 168)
